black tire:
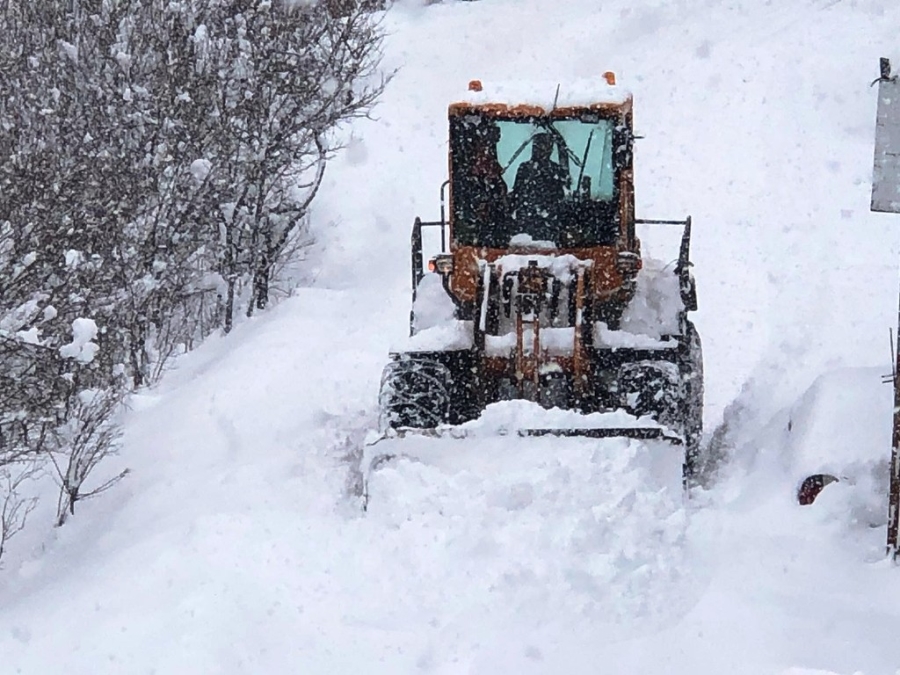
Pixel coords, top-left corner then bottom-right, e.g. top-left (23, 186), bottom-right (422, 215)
top-left (618, 358), bottom-right (685, 424)
top-left (378, 355), bottom-right (452, 430)
top-left (616, 319), bottom-right (703, 486)
top-left (679, 320), bottom-right (704, 485)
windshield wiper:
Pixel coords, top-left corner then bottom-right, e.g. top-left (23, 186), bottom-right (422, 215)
top-left (575, 129), bottom-right (594, 193)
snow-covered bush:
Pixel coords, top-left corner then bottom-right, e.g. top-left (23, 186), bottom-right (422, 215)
top-left (0, 0), bottom-right (386, 556)
top-left (48, 386), bottom-right (127, 527)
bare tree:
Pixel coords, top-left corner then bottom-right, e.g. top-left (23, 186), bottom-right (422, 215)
top-left (144, 0), bottom-right (389, 326)
top-left (46, 386), bottom-right (127, 527)
top-left (0, 467), bottom-right (38, 563)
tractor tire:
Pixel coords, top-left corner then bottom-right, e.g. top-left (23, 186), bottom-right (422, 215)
top-left (679, 320), bottom-right (704, 485)
top-left (617, 360), bottom-right (684, 427)
top-left (378, 355), bottom-right (452, 430)
top-left (616, 319), bottom-right (704, 486)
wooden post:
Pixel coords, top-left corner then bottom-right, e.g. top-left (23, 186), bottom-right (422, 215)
top-left (889, 298), bottom-right (900, 557)
top-left (871, 57), bottom-right (900, 558)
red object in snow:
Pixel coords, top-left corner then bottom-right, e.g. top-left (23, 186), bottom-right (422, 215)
top-left (797, 474), bottom-right (839, 505)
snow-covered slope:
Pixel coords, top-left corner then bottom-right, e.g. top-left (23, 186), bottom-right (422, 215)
top-left (3, 1), bottom-right (900, 673)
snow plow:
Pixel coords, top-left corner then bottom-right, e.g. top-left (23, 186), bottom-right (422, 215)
top-left (368, 75), bottom-right (703, 501)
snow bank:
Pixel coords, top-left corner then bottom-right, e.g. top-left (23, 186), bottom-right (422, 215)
top-left (787, 368), bottom-right (891, 475)
top-left (365, 422), bottom-right (687, 633)
top-left (780, 367), bottom-right (890, 528)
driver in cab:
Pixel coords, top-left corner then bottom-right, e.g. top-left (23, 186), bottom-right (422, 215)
top-left (511, 132), bottom-right (570, 239)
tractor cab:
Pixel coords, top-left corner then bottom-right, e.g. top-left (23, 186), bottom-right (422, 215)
top-left (429, 77), bottom-right (641, 320)
top-left (448, 99), bottom-right (627, 250)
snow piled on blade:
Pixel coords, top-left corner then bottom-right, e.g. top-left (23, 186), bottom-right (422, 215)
top-left (363, 401), bottom-right (675, 477)
top-left (456, 399), bottom-right (664, 432)
top-left (365, 422), bottom-right (687, 633)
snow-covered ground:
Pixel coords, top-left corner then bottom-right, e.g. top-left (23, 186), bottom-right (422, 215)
top-left (2, 0), bottom-right (900, 673)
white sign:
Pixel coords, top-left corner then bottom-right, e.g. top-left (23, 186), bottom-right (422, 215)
top-left (872, 59), bottom-right (900, 213)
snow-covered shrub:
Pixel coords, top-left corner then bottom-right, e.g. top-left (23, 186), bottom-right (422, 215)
top-left (49, 386), bottom-right (127, 527)
top-left (0, 0), bottom-right (386, 554)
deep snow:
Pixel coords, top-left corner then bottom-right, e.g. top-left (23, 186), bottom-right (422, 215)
top-left (2, 0), bottom-right (900, 673)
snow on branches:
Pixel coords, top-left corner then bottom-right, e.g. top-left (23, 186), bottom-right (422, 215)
top-left (0, 0), bottom-right (386, 558)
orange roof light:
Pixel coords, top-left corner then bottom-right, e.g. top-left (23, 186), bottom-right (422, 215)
top-left (468, 79), bottom-right (483, 92)
top-left (603, 71), bottom-right (616, 85)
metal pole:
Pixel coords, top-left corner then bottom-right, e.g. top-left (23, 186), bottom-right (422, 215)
top-left (439, 180), bottom-right (450, 253)
top-left (410, 217), bottom-right (423, 336)
top-left (889, 287), bottom-right (900, 557)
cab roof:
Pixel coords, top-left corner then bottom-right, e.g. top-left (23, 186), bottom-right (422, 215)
top-left (448, 78), bottom-right (633, 118)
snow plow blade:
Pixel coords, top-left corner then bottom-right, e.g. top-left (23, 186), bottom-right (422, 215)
top-left (521, 427), bottom-right (682, 441)
top-left (360, 405), bottom-right (685, 511)
top-left (371, 426), bottom-right (682, 443)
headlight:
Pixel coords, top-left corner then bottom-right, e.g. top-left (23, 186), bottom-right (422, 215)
top-left (428, 254), bottom-right (454, 275)
top-left (616, 251), bottom-right (640, 274)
